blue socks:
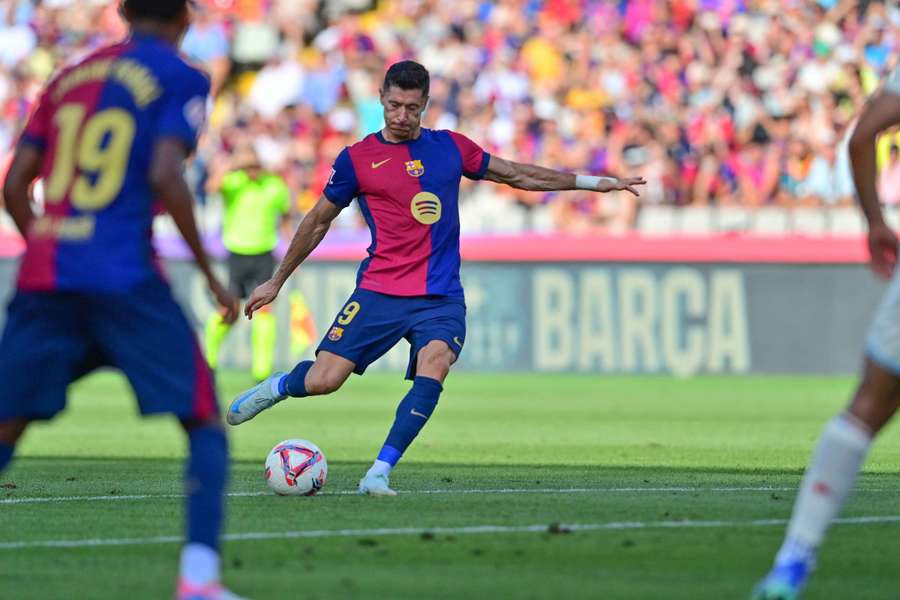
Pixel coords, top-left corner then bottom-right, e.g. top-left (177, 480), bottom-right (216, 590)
top-left (380, 376), bottom-right (443, 466)
top-left (280, 360), bottom-right (313, 397)
top-left (185, 426), bottom-right (228, 551)
top-left (377, 445), bottom-right (402, 465)
top-left (0, 443), bottom-right (13, 473)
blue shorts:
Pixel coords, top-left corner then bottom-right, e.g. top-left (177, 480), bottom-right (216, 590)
top-left (316, 288), bottom-right (466, 379)
top-left (0, 278), bottom-right (218, 422)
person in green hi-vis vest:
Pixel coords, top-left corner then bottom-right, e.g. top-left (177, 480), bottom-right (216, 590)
top-left (205, 150), bottom-right (291, 382)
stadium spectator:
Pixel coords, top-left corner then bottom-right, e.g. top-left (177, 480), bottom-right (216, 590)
top-left (0, 0), bottom-right (898, 236)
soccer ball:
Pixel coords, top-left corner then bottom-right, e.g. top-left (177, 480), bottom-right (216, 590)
top-left (264, 439), bottom-right (328, 496)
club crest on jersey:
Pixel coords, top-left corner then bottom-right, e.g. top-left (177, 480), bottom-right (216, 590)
top-left (328, 326), bottom-right (344, 342)
top-left (405, 160), bottom-right (425, 177)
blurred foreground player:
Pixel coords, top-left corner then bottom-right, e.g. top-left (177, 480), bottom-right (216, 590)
top-left (0, 1), bottom-right (244, 598)
top-left (753, 67), bottom-right (900, 599)
top-left (227, 60), bottom-right (645, 496)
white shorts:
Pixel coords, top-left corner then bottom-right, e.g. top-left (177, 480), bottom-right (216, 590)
top-left (866, 266), bottom-right (900, 375)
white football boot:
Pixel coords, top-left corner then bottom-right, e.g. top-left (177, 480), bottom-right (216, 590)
top-left (176, 581), bottom-right (249, 600)
top-left (358, 473), bottom-right (397, 496)
top-left (226, 372), bottom-right (287, 426)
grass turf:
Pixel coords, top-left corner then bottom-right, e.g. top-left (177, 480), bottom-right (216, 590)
top-left (1, 371), bottom-right (899, 599)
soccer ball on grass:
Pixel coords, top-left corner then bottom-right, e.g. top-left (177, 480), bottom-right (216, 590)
top-left (264, 439), bottom-right (328, 496)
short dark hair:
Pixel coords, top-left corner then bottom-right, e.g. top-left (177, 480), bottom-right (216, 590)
top-left (122, 0), bottom-right (188, 21)
top-left (383, 61), bottom-right (430, 98)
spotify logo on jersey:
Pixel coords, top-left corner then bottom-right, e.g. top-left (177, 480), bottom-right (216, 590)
top-left (411, 192), bottom-right (442, 225)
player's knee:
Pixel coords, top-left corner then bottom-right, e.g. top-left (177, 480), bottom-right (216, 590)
top-left (0, 419), bottom-right (28, 445)
top-left (849, 362), bottom-right (900, 432)
top-left (417, 347), bottom-right (453, 381)
top-left (850, 388), bottom-right (900, 433)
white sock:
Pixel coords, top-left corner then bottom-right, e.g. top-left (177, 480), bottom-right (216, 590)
top-left (179, 543), bottom-right (220, 587)
top-left (366, 460), bottom-right (393, 478)
top-left (778, 414), bottom-right (872, 562)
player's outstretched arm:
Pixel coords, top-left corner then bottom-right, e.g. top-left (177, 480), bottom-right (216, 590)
top-left (849, 89), bottom-right (900, 279)
top-left (245, 195), bottom-right (342, 319)
top-left (482, 155), bottom-right (646, 196)
top-left (2, 144), bottom-right (42, 237)
top-left (151, 138), bottom-right (239, 324)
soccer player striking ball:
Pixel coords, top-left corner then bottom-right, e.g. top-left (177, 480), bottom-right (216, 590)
top-left (753, 68), bottom-right (900, 599)
top-left (0, 1), bottom-right (244, 599)
top-left (228, 61), bottom-right (645, 496)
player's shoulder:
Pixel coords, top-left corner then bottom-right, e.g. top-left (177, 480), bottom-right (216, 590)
top-left (431, 128), bottom-right (457, 138)
top-left (261, 172), bottom-right (288, 187)
top-left (434, 129), bottom-right (480, 146)
top-left (42, 41), bottom-right (129, 94)
top-left (167, 53), bottom-right (209, 90)
top-left (410, 127), bottom-right (450, 143)
top-left (222, 169), bottom-right (250, 187)
top-left (337, 133), bottom-right (386, 167)
top-left (346, 133), bottom-right (382, 154)
top-left (130, 35), bottom-right (210, 95)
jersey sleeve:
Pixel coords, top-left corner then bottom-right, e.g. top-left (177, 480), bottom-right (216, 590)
top-left (322, 148), bottom-right (359, 209)
top-left (448, 131), bottom-right (491, 180)
top-left (156, 68), bottom-right (211, 152)
top-left (18, 89), bottom-right (53, 150)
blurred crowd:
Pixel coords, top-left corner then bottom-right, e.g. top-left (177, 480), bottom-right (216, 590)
top-left (0, 0), bottom-right (899, 234)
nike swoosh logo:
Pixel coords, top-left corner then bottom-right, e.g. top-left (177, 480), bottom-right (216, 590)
top-left (410, 409), bottom-right (429, 419)
top-left (371, 158), bottom-right (392, 169)
top-left (453, 336), bottom-right (464, 348)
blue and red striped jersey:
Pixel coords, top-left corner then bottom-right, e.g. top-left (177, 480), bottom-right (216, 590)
top-left (323, 129), bottom-right (490, 298)
top-left (16, 33), bottom-right (209, 292)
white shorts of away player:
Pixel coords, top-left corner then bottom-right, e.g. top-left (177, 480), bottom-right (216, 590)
top-left (866, 265), bottom-right (900, 374)
top-left (864, 67), bottom-right (900, 374)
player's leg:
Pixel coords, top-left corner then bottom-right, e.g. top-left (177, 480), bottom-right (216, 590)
top-left (177, 416), bottom-right (232, 600)
top-left (90, 280), bottom-right (243, 599)
top-left (360, 299), bottom-right (465, 496)
top-left (360, 340), bottom-right (457, 496)
top-left (249, 253), bottom-right (278, 382)
top-left (250, 306), bottom-right (277, 382)
top-left (755, 266), bottom-right (900, 599)
top-left (280, 350), bottom-right (356, 395)
top-left (753, 358), bottom-right (899, 600)
top-left (228, 289), bottom-right (405, 426)
top-left (227, 350), bottom-right (357, 426)
top-left (204, 253), bottom-right (244, 372)
top-left (0, 292), bottom-right (89, 473)
top-left (204, 311), bottom-right (232, 372)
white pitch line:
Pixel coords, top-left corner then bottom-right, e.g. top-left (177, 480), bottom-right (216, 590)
top-left (402, 486), bottom-right (805, 495)
top-left (0, 486), bottom-right (896, 505)
top-left (1, 485), bottom-right (893, 506)
top-left (0, 491), bottom-right (267, 505)
top-left (3, 515), bottom-right (900, 551)
top-left (0, 486), bottom-right (806, 505)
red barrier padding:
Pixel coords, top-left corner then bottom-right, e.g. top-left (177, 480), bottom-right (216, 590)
top-left (457, 233), bottom-right (871, 264)
top-left (0, 232), bottom-right (872, 264)
top-left (307, 233), bottom-right (871, 264)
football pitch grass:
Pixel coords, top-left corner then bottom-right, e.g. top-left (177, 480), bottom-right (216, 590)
top-left (2, 372), bottom-right (900, 599)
